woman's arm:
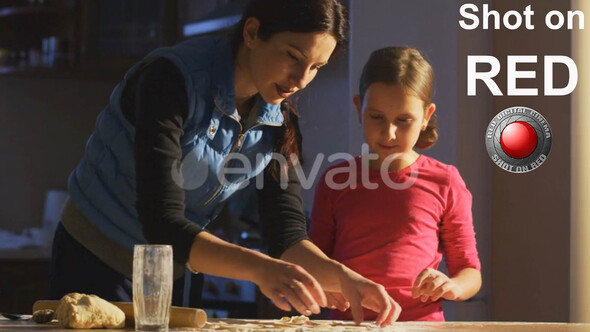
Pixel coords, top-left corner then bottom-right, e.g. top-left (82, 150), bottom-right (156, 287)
top-left (257, 164), bottom-right (309, 258)
top-left (127, 57), bottom-right (201, 265)
top-left (258, 161), bottom-right (400, 326)
top-left (281, 240), bottom-right (342, 291)
top-left (187, 231), bottom-right (325, 314)
top-left (282, 240), bottom-right (400, 326)
top-left (257, 110), bottom-right (309, 259)
top-left (129, 58), bottom-right (325, 315)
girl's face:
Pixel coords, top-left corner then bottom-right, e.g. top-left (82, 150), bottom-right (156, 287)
top-left (244, 20), bottom-right (337, 105)
top-left (354, 82), bottom-right (435, 170)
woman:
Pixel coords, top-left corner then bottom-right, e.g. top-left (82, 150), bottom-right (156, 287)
top-left (49, 0), bottom-right (399, 326)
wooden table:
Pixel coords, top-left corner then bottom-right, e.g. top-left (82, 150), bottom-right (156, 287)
top-left (3, 318), bottom-right (590, 331)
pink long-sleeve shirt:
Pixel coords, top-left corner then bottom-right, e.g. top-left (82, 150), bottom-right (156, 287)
top-left (309, 155), bottom-right (481, 321)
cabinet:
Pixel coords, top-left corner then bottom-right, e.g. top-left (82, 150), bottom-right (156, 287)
top-left (0, 0), bottom-right (180, 79)
top-left (0, 0), bottom-right (77, 73)
top-left (0, 0), bottom-right (249, 78)
top-left (0, 250), bottom-right (50, 314)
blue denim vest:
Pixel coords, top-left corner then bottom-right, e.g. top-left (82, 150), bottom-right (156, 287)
top-left (68, 36), bottom-right (284, 251)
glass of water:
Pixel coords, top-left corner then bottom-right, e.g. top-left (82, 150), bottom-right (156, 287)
top-left (133, 244), bottom-right (173, 332)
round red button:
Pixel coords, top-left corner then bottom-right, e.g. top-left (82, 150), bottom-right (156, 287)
top-left (500, 121), bottom-right (538, 159)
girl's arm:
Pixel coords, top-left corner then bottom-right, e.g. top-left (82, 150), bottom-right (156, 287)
top-left (450, 267), bottom-right (482, 300)
top-left (412, 267), bottom-right (481, 302)
top-left (413, 165), bottom-right (482, 302)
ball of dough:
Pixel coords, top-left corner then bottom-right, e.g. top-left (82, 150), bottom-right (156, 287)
top-left (56, 293), bottom-right (125, 329)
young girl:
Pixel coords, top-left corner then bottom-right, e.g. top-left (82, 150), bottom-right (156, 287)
top-left (49, 0), bottom-right (397, 325)
top-left (309, 46), bottom-right (482, 321)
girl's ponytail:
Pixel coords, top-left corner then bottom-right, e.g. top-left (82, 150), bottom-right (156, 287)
top-left (415, 116), bottom-right (438, 150)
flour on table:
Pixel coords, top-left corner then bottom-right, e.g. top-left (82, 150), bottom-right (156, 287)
top-left (196, 316), bottom-right (398, 332)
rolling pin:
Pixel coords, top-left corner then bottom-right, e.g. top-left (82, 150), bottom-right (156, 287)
top-left (33, 300), bottom-right (207, 328)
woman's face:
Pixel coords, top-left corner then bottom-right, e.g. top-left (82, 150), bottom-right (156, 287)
top-left (245, 28), bottom-right (337, 105)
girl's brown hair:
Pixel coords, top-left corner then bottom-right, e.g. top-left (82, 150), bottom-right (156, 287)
top-left (232, 0), bottom-right (349, 176)
top-left (359, 46), bottom-right (438, 149)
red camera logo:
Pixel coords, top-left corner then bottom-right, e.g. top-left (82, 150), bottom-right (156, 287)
top-left (485, 106), bottom-right (552, 173)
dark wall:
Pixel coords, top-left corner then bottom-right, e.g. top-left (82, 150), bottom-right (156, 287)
top-left (0, 76), bottom-right (115, 232)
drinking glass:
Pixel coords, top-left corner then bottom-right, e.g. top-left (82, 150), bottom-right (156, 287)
top-left (133, 244), bottom-right (173, 332)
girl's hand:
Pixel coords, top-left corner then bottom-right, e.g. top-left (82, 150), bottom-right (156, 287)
top-left (337, 269), bottom-right (401, 327)
top-left (412, 268), bottom-right (463, 302)
top-left (252, 258), bottom-right (327, 316)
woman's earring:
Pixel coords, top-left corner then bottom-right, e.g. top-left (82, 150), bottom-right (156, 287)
top-left (421, 124), bottom-right (427, 131)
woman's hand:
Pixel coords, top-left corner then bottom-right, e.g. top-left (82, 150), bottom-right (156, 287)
top-left (325, 291), bottom-right (350, 311)
top-left (279, 240), bottom-right (401, 326)
top-left (252, 258), bottom-right (327, 316)
top-left (411, 268), bottom-right (462, 302)
top-left (336, 268), bottom-right (401, 327)
top-left (187, 233), bottom-right (327, 316)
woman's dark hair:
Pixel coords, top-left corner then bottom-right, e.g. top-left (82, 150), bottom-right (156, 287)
top-left (232, 0), bottom-right (349, 177)
top-left (232, 0), bottom-right (348, 58)
top-left (359, 46), bottom-right (438, 150)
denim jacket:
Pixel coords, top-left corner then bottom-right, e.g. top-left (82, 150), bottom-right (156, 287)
top-left (68, 36), bottom-right (284, 252)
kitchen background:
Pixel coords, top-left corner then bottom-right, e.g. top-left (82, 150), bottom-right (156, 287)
top-left (1, 0), bottom-right (588, 323)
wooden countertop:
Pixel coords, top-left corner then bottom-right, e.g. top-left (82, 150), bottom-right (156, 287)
top-left (3, 318), bottom-right (590, 331)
